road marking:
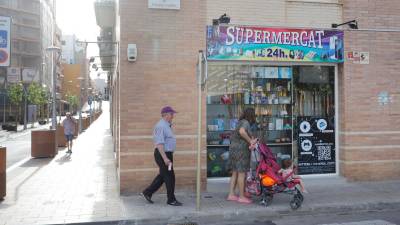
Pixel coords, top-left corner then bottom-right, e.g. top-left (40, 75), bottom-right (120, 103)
top-left (6, 157), bottom-right (31, 173)
top-left (319, 220), bottom-right (396, 225)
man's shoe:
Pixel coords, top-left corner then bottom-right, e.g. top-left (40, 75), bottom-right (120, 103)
top-left (167, 200), bottom-right (183, 206)
top-left (140, 193), bottom-right (153, 204)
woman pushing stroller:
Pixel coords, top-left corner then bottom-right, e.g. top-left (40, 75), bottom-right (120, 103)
top-left (226, 108), bottom-right (258, 204)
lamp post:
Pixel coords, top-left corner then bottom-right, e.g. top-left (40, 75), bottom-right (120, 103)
top-left (46, 46), bottom-right (61, 130)
top-left (77, 77), bottom-right (84, 133)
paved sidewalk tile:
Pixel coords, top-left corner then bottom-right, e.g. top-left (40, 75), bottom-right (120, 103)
top-left (0, 103), bottom-right (123, 225)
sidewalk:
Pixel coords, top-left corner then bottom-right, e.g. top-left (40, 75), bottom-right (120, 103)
top-left (1, 103), bottom-right (400, 225)
top-left (0, 103), bottom-right (122, 225)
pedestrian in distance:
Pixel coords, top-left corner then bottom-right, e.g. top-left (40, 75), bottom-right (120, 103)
top-left (62, 112), bottom-right (76, 154)
top-left (141, 106), bottom-right (183, 206)
top-left (227, 107), bottom-right (258, 204)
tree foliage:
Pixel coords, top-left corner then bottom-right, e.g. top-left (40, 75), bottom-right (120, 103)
top-left (7, 83), bottom-right (23, 106)
top-left (27, 82), bottom-right (42, 105)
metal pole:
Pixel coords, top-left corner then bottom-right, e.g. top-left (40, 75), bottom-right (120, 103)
top-left (89, 103), bottom-right (92, 124)
top-left (51, 51), bottom-right (57, 130)
top-left (3, 94), bottom-right (5, 124)
top-left (23, 87), bottom-right (27, 130)
top-left (78, 90), bottom-right (82, 133)
top-left (196, 51), bottom-right (203, 211)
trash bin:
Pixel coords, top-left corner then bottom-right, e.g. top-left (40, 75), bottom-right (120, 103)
top-left (31, 130), bottom-right (57, 158)
top-left (0, 146), bottom-right (5, 200)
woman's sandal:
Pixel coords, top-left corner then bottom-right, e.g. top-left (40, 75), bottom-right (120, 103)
top-left (226, 195), bottom-right (239, 201)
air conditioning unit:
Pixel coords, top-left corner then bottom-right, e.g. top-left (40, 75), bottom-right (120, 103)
top-left (127, 44), bottom-right (137, 62)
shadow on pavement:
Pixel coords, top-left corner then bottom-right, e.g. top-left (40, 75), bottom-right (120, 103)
top-left (56, 153), bottom-right (72, 164)
top-left (6, 157), bottom-right (52, 204)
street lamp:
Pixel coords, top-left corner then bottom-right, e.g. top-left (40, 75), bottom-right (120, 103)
top-left (77, 76), bottom-right (84, 133)
top-left (46, 46), bottom-right (61, 130)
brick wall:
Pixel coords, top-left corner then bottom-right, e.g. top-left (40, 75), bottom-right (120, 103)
top-left (114, 0), bottom-right (400, 195)
top-left (206, 0), bottom-right (342, 28)
top-left (340, 0), bottom-right (400, 181)
top-left (118, 0), bottom-right (207, 194)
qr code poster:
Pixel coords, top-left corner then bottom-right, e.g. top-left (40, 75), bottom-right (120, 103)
top-left (297, 117), bottom-right (336, 175)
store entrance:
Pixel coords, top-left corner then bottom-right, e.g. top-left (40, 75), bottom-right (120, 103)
top-left (206, 64), bottom-right (336, 177)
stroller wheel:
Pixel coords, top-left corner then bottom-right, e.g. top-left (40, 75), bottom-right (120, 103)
top-left (295, 192), bottom-right (304, 203)
top-left (290, 198), bottom-right (302, 210)
top-left (260, 194), bottom-right (273, 207)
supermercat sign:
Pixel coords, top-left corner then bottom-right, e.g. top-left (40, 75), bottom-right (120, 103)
top-left (206, 25), bottom-right (344, 63)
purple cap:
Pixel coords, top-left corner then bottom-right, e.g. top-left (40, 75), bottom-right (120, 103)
top-left (161, 106), bottom-right (177, 114)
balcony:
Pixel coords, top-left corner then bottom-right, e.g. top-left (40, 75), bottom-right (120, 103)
top-left (94, 0), bottom-right (115, 28)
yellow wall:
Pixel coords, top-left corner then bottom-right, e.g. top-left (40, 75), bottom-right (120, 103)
top-left (62, 64), bottom-right (82, 101)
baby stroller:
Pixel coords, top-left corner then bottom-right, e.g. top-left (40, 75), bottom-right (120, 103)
top-left (246, 142), bottom-right (304, 210)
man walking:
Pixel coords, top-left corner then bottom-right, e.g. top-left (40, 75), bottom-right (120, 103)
top-left (62, 112), bottom-right (76, 154)
top-left (141, 106), bottom-right (182, 206)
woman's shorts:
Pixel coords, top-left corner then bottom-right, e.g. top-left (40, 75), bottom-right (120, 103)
top-left (65, 134), bottom-right (74, 141)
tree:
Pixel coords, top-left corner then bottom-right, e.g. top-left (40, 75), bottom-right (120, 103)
top-left (38, 87), bottom-right (48, 120)
top-left (7, 83), bottom-right (24, 127)
top-left (67, 94), bottom-right (78, 114)
top-left (26, 82), bottom-right (47, 123)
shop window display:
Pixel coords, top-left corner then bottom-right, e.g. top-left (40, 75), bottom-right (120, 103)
top-left (206, 65), bottom-right (336, 177)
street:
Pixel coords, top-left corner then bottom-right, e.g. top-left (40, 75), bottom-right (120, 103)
top-left (62, 209), bottom-right (400, 225)
top-left (2, 131), bottom-right (33, 169)
top-left (203, 209), bottom-right (400, 225)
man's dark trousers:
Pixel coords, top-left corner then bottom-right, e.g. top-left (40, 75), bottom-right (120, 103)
top-left (143, 149), bottom-right (176, 203)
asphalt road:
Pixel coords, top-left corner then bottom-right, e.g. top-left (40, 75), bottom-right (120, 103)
top-left (201, 209), bottom-right (400, 225)
top-left (2, 131), bottom-right (32, 169)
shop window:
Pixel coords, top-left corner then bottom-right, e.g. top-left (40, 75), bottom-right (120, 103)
top-left (206, 64), bottom-right (336, 177)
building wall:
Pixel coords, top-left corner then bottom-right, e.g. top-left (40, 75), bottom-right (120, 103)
top-left (339, 0), bottom-right (400, 181)
top-left (115, 0), bottom-right (400, 194)
top-left (116, 0), bottom-right (344, 194)
top-left (62, 64), bottom-right (81, 99)
top-left (118, 0), bottom-right (207, 194)
top-left (206, 0), bottom-right (342, 28)
top-left (61, 35), bottom-right (77, 64)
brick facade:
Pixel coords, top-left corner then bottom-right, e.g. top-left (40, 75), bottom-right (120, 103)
top-left (339, 0), bottom-right (400, 181)
top-left (114, 0), bottom-right (400, 194)
top-left (117, 0), bottom-right (207, 194)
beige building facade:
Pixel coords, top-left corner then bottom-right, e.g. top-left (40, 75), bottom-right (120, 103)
top-left (96, 0), bottom-right (400, 195)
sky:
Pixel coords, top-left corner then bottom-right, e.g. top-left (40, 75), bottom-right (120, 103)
top-left (56, 0), bottom-right (106, 80)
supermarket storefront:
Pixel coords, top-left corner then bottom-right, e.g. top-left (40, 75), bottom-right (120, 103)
top-left (204, 25), bottom-right (344, 177)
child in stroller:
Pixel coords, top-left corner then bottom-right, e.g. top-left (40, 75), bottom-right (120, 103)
top-left (279, 159), bottom-right (308, 193)
top-left (246, 142), bottom-right (305, 210)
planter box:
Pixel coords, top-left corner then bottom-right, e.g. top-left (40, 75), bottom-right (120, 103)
top-left (0, 147), bottom-right (5, 200)
top-left (57, 125), bottom-right (67, 147)
top-left (31, 130), bottom-right (57, 158)
top-left (82, 118), bottom-right (88, 130)
top-left (74, 122), bottom-right (79, 137)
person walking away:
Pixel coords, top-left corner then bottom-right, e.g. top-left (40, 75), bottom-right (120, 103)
top-left (62, 112), bottom-right (76, 154)
top-left (227, 108), bottom-right (258, 204)
top-left (141, 106), bottom-right (183, 206)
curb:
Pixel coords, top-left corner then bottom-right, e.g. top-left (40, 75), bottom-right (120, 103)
top-left (52, 201), bottom-right (400, 225)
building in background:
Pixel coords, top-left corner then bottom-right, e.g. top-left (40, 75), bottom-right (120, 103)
top-left (0, 0), bottom-right (62, 124)
top-left (61, 35), bottom-right (91, 115)
top-left (93, 77), bottom-right (107, 98)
